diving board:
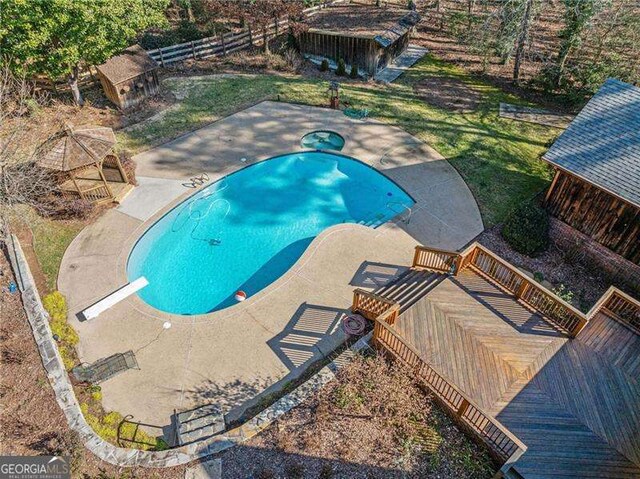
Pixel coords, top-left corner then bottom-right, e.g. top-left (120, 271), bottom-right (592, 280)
top-left (82, 277), bottom-right (148, 320)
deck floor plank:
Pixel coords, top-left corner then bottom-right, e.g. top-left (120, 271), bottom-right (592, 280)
top-left (388, 269), bottom-right (640, 479)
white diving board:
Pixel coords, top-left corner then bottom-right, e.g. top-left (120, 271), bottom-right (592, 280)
top-left (82, 277), bottom-right (149, 320)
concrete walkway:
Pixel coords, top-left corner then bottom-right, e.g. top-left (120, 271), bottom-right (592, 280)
top-left (375, 45), bottom-right (428, 83)
top-left (58, 101), bottom-right (483, 433)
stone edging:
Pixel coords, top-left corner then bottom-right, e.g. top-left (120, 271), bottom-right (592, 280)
top-left (7, 234), bottom-right (371, 468)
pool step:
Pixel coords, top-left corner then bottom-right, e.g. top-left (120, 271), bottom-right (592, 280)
top-left (175, 404), bottom-right (225, 446)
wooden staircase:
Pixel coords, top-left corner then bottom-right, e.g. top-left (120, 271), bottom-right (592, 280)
top-left (373, 268), bottom-right (444, 313)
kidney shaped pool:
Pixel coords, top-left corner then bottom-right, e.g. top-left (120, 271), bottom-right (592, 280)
top-left (127, 151), bottom-right (414, 315)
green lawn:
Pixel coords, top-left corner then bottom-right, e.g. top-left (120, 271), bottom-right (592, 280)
top-left (119, 55), bottom-right (559, 226)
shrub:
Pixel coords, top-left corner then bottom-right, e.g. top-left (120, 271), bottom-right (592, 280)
top-left (552, 284), bottom-right (574, 304)
top-left (43, 291), bottom-right (79, 370)
top-left (336, 58), bottom-right (346, 76)
top-left (43, 195), bottom-right (94, 220)
top-left (319, 58), bottom-right (329, 72)
top-left (349, 64), bottom-right (358, 79)
top-left (119, 152), bottom-right (138, 186)
top-left (501, 202), bottom-right (550, 257)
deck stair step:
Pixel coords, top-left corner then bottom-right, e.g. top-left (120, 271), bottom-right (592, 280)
top-left (374, 268), bottom-right (444, 313)
top-left (175, 404), bottom-right (225, 446)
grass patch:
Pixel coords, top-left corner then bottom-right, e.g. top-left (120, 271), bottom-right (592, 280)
top-left (119, 55), bottom-right (558, 225)
top-left (30, 215), bottom-right (85, 292)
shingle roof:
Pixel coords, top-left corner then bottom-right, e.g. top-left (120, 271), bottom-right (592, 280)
top-left (39, 124), bottom-right (116, 172)
top-left (306, 5), bottom-right (416, 38)
top-left (542, 78), bottom-right (640, 208)
top-left (97, 44), bottom-right (157, 85)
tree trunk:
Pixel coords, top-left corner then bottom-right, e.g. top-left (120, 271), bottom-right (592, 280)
top-left (68, 66), bottom-right (84, 106)
top-left (513, 0), bottom-right (535, 82)
top-left (554, 44), bottom-right (573, 88)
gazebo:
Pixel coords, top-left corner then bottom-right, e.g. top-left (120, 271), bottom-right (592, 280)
top-left (38, 124), bottom-right (132, 204)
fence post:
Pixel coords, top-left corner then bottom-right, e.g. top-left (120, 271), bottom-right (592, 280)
top-left (220, 33), bottom-right (227, 56)
top-left (159, 49), bottom-right (165, 67)
top-left (275, 17), bottom-right (279, 36)
top-left (248, 26), bottom-right (253, 46)
top-left (191, 41), bottom-right (196, 60)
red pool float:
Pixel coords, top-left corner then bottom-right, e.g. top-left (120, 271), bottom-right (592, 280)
top-left (235, 290), bottom-right (247, 302)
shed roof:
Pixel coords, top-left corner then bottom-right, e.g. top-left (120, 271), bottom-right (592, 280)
top-left (96, 44), bottom-right (157, 85)
top-left (542, 78), bottom-right (640, 208)
top-left (305, 5), bottom-right (419, 39)
top-left (39, 124), bottom-right (116, 172)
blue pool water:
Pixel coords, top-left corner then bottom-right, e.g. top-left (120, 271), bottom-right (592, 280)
top-left (127, 151), bottom-right (414, 315)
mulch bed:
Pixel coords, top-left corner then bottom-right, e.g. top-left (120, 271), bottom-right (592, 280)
top-left (478, 225), bottom-right (615, 311)
top-left (219, 354), bottom-right (496, 479)
top-left (413, 76), bottom-right (482, 112)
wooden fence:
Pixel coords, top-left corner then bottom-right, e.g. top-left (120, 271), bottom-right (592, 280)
top-left (146, 2), bottom-right (343, 66)
top-left (596, 287), bottom-right (640, 335)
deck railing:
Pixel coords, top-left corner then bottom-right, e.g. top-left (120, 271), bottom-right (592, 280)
top-left (593, 287), bottom-right (640, 335)
top-left (412, 245), bottom-right (461, 273)
top-left (81, 184), bottom-right (113, 203)
top-left (352, 288), bottom-right (400, 324)
top-left (373, 316), bottom-right (527, 464)
top-left (413, 243), bottom-right (588, 337)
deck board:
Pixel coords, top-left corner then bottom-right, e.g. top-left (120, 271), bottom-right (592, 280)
top-left (391, 269), bottom-right (640, 478)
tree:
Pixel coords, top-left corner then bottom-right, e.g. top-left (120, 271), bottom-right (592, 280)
top-left (0, 0), bottom-right (169, 105)
top-left (554, 0), bottom-right (610, 87)
top-left (209, 0), bottom-right (306, 54)
top-left (0, 67), bottom-right (58, 238)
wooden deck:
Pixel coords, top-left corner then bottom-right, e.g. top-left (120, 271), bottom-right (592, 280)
top-left (391, 268), bottom-right (640, 478)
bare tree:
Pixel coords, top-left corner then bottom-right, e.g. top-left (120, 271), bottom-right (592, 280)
top-left (0, 67), bottom-right (59, 240)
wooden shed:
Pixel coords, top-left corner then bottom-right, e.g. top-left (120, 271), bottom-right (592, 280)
top-left (297, 4), bottom-right (420, 78)
top-left (542, 79), bottom-right (640, 265)
top-left (97, 45), bottom-right (159, 109)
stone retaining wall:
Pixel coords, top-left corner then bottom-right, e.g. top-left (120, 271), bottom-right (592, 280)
top-left (7, 234), bottom-right (371, 468)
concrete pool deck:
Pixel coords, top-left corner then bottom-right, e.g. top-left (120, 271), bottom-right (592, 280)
top-left (58, 101), bottom-right (483, 435)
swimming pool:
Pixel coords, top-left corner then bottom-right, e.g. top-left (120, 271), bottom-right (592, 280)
top-left (127, 151), bottom-right (414, 315)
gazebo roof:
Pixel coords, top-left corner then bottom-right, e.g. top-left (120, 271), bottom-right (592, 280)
top-left (39, 124), bottom-right (117, 172)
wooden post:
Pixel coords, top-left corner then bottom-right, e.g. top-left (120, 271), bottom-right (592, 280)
top-left (96, 162), bottom-right (114, 199)
top-left (248, 26), bottom-right (253, 46)
top-left (544, 169), bottom-right (561, 206)
top-left (220, 33), bottom-right (227, 56)
top-left (159, 49), bottom-right (165, 67)
top-left (191, 41), bottom-right (196, 60)
top-left (457, 398), bottom-right (470, 418)
top-left (274, 17), bottom-right (279, 36)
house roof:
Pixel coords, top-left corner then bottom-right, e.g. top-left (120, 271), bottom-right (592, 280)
top-left (96, 44), bottom-right (157, 85)
top-left (39, 124), bottom-right (116, 172)
top-left (542, 78), bottom-right (640, 208)
top-left (305, 4), bottom-right (419, 39)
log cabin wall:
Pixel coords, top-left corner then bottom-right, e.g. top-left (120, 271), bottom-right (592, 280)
top-left (298, 32), bottom-right (379, 76)
top-left (545, 170), bottom-right (640, 265)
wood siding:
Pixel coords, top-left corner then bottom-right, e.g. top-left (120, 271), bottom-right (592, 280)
top-left (97, 70), bottom-right (160, 110)
top-left (545, 170), bottom-right (640, 265)
top-left (298, 30), bottom-right (411, 76)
